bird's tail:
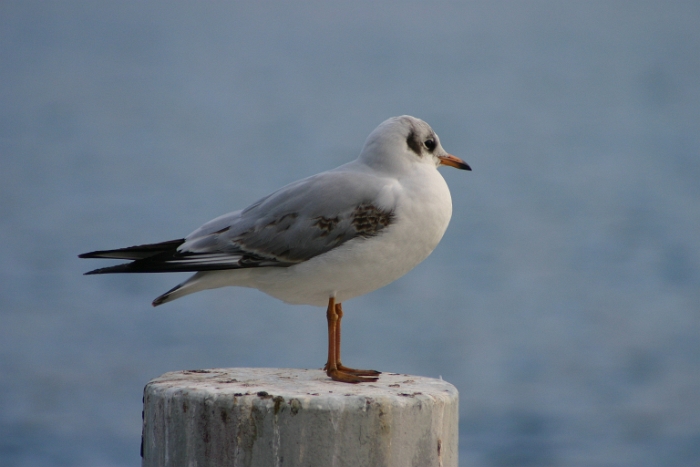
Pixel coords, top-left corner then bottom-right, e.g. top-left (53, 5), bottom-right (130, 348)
top-left (80, 239), bottom-right (247, 306)
top-left (152, 283), bottom-right (185, 307)
top-left (151, 271), bottom-right (229, 307)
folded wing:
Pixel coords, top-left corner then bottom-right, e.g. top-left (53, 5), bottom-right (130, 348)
top-left (80, 168), bottom-right (398, 275)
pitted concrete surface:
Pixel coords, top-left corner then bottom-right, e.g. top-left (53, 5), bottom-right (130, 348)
top-left (142, 368), bottom-right (458, 467)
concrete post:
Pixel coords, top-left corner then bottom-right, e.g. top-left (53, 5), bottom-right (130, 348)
top-left (142, 368), bottom-right (458, 467)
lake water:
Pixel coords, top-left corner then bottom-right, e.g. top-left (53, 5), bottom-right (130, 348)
top-left (1, 2), bottom-right (699, 466)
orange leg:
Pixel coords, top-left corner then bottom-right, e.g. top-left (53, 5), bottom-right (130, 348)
top-left (324, 297), bottom-right (379, 383)
top-left (335, 303), bottom-right (381, 377)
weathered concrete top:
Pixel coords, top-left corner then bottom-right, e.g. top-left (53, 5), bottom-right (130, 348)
top-left (143, 368), bottom-right (459, 467)
top-left (146, 367), bottom-right (457, 402)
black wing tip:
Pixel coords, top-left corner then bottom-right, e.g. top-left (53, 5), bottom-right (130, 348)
top-left (83, 264), bottom-right (134, 275)
top-left (79, 252), bottom-right (101, 259)
top-left (78, 239), bottom-right (186, 260)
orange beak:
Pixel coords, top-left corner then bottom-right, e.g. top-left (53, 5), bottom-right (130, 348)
top-left (438, 154), bottom-right (471, 171)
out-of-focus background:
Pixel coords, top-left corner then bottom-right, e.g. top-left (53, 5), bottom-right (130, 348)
top-left (2, 1), bottom-right (699, 466)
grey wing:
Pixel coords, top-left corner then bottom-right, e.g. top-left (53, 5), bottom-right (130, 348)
top-left (178, 168), bottom-right (399, 269)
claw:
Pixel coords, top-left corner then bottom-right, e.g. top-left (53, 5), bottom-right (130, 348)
top-left (323, 363), bottom-right (381, 377)
top-left (327, 368), bottom-right (379, 384)
top-left (337, 365), bottom-right (381, 376)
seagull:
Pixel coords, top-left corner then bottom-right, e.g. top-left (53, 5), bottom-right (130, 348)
top-left (80, 116), bottom-right (470, 383)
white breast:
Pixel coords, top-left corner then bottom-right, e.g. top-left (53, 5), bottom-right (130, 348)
top-left (245, 166), bottom-right (453, 306)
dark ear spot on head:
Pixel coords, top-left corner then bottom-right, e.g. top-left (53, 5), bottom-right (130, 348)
top-left (406, 130), bottom-right (422, 156)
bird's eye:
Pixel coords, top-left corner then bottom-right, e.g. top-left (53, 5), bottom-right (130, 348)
top-left (424, 139), bottom-right (436, 151)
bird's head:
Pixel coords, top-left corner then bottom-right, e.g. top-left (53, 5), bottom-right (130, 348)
top-left (358, 115), bottom-right (471, 173)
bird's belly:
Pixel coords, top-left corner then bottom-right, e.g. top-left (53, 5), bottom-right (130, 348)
top-left (248, 190), bottom-right (452, 306)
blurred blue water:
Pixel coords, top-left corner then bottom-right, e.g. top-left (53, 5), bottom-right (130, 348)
top-left (1, 1), bottom-right (699, 466)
